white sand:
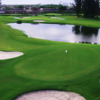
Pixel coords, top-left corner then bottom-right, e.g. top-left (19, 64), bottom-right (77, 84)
top-left (51, 17), bottom-right (65, 20)
top-left (58, 18), bottom-right (65, 20)
top-left (22, 17), bottom-right (30, 18)
top-left (34, 20), bottom-right (45, 22)
top-left (51, 17), bottom-right (58, 19)
top-left (14, 17), bottom-right (21, 19)
top-left (15, 90), bottom-right (86, 100)
top-left (0, 51), bottom-right (24, 60)
top-left (14, 17), bottom-right (30, 19)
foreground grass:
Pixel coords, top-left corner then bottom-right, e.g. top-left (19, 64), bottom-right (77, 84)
top-left (0, 15), bottom-right (100, 100)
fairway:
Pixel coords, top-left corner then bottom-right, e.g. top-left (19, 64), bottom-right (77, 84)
top-left (0, 15), bottom-right (100, 100)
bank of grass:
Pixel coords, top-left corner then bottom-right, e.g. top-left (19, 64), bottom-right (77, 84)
top-left (11, 14), bottom-right (100, 28)
top-left (0, 15), bottom-right (100, 100)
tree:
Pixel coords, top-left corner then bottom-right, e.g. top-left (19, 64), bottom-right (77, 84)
top-left (74, 0), bottom-right (82, 17)
top-left (82, 0), bottom-right (100, 18)
top-left (74, 0), bottom-right (100, 18)
top-left (5, 6), bottom-right (12, 10)
top-left (95, 0), bottom-right (100, 18)
top-left (17, 5), bottom-right (24, 9)
top-left (58, 5), bottom-right (67, 15)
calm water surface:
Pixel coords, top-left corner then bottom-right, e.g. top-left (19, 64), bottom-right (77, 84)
top-left (8, 23), bottom-right (100, 44)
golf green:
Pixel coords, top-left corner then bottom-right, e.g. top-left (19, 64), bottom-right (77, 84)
top-left (15, 44), bottom-right (100, 81)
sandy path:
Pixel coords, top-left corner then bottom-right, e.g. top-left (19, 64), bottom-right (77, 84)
top-left (0, 51), bottom-right (24, 60)
top-left (15, 90), bottom-right (86, 100)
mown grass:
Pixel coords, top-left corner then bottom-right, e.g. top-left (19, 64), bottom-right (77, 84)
top-left (0, 15), bottom-right (100, 100)
top-left (13, 15), bottom-right (100, 28)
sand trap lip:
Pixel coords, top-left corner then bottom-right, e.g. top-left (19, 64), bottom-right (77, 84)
top-left (22, 17), bottom-right (30, 18)
top-left (51, 17), bottom-right (64, 20)
top-left (33, 20), bottom-right (45, 22)
top-left (14, 17), bottom-right (30, 19)
top-left (0, 51), bottom-right (24, 60)
top-left (14, 17), bottom-right (21, 19)
top-left (51, 17), bottom-right (58, 19)
top-left (15, 90), bottom-right (86, 100)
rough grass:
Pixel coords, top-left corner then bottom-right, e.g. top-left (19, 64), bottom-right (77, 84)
top-left (0, 15), bottom-right (100, 100)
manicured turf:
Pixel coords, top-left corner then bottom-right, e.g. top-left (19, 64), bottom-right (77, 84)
top-left (0, 15), bottom-right (100, 100)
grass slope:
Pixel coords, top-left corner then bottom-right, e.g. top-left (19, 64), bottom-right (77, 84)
top-left (0, 15), bottom-right (100, 100)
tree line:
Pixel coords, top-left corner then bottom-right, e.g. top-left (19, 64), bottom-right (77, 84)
top-left (74, 0), bottom-right (100, 18)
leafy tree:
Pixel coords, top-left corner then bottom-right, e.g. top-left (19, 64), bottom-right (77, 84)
top-left (74, 0), bottom-right (82, 17)
top-left (5, 6), bottom-right (12, 10)
top-left (58, 5), bottom-right (67, 15)
top-left (17, 5), bottom-right (24, 9)
top-left (82, 0), bottom-right (100, 18)
top-left (40, 4), bottom-right (59, 8)
top-left (74, 0), bottom-right (100, 18)
top-left (94, 0), bottom-right (99, 18)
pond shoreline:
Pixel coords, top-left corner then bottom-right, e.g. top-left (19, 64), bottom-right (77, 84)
top-left (7, 23), bottom-right (100, 45)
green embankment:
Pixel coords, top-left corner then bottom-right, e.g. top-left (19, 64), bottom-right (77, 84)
top-left (0, 15), bottom-right (100, 100)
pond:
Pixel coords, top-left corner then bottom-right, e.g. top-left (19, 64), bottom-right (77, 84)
top-left (8, 23), bottom-right (100, 44)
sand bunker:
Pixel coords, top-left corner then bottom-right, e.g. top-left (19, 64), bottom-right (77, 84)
top-left (14, 17), bottom-right (30, 19)
top-left (51, 17), bottom-right (58, 19)
top-left (0, 51), bottom-right (24, 60)
top-left (14, 17), bottom-right (21, 19)
top-left (15, 90), bottom-right (86, 100)
top-left (34, 20), bottom-right (45, 22)
top-left (22, 17), bottom-right (30, 18)
top-left (58, 18), bottom-right (65, 20)
top-left (51, 17), bottom-right (64, 20)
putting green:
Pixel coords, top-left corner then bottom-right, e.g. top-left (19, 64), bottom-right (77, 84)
top-left (15, 44), bottom-right (100, 81)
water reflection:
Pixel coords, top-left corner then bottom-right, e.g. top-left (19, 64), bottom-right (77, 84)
top-left (8, 23), bottom-right (100, 44)
top-left (72, 25), bottom-right (99, 44)
top-left (73, 26), bottom-right (98, 36)
top-left (73, 26), bottom-right (81, 35)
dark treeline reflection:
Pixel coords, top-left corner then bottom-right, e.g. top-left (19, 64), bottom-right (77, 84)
top-left (73, 26), bottom-right (99, 37)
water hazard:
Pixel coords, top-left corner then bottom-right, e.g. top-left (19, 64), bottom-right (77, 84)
top-left (8, 23), bottom-right (100, 44)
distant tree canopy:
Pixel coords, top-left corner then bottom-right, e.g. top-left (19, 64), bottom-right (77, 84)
top-left (74, 0), bottom-right (100, 18)
top-left (58, 5), bottom-right (67, 14)
top-left (17, 5), bottom-right (24, 9)
top-left (40, 4), bottom-right (68, 9)
top-left (40, 4), bottom-right (59, 8)
top-left (5, 6), bottom-right (12, 10)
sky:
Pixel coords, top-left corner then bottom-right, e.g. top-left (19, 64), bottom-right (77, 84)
top-left (2, 0), bottom-right (74, 5)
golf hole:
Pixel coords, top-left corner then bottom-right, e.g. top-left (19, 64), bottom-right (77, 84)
top-left (65, 50), bottom-right (68, 53)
